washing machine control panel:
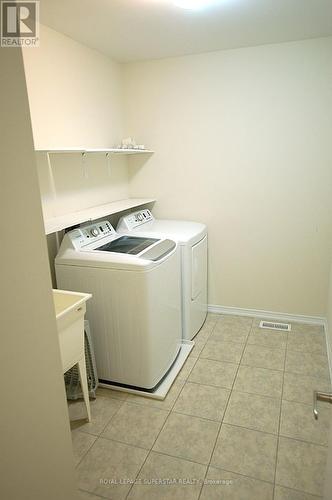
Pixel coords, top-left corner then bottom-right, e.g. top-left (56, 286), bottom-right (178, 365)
top-left (118, 209), bottom-right (154, 231)
top-left (69, 220), bottom-right (116, 249)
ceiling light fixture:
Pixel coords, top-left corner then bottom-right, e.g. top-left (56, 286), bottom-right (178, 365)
top-left (173, 0), bottom-right (222, 10)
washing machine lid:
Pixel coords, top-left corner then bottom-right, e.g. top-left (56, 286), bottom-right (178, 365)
top-left (55, 224), bottom-right (178, 270)
top-left (95, 236), bottom-right (159, 255)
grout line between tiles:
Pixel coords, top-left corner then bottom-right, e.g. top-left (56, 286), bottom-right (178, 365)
top-left (134, 447), bottom-right (211, 468)
top-left (73, 432), bottom-right (98, 469)
top-left (197, 316), bottom-right (254, 500)
top-left (276, 434), bottom-right (329, 449)
top-left (206, 464), bottom-right (275, 485)
top-left (78, 487), bottom-right (109, 499)
top-left (273, 484), bottom-right (322, 499)
top-left (74, 435), bottom-right (107, 482)
top-left (240, 361), bottom-right (285, 372)
top-left (171, 408), bottom-right (226, 424)
top-left (73, 397), bottom-right (126, 468)
top-left (90, 433), bottom-right (162, 452)
top-left (272, 326), bottom-right (287, 499)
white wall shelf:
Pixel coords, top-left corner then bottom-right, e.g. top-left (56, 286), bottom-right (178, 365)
top-left (44, 198), bottom-right (156, 235)
top-left (36, 148), bottom-right (154, 155)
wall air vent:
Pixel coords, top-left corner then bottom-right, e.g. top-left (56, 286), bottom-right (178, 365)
top-left (259, 320), bottom-right (291, 332)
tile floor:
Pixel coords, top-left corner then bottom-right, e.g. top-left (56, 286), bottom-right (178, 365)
top-left (69, 313), bottom-right (332, 500)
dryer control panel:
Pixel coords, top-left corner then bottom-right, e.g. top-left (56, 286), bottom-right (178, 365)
top-left (68, 220), bottom-right (116, 249)
top-left (117, 209), bottom-right (154, 231)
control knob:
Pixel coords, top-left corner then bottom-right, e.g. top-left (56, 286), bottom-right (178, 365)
top-left (90, 228), bottom-right (99, 237)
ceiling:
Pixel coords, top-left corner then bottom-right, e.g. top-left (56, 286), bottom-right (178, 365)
top-left (39, 0), bottom-right (332, 62)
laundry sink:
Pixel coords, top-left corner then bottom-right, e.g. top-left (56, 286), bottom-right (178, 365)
top-left (53, 289), bottom-right (92, 421)
top-left (53, 289), bottom-right (91, 372)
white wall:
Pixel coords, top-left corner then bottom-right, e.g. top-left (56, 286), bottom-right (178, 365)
top-left (0, 47), bottom-right (77, 500)
top-left (124, 37), bottom-right (332, 316)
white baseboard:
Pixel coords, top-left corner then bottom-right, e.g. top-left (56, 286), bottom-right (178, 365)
top-left (207, 304), bottom-right (325, 326)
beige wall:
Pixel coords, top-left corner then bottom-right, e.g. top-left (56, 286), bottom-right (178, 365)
top-left (23, 24), bottom-right (124, 150)
top-left (327, 261), bottom-right (332, 362)
top-left (0, 48), bottom-right (77, 499)
top-left (124, 37), bottom-right (332, 316)
top-left (22, 27), bottom-right (332, 317)
top-left (23, 25), bottom-right (130, 285)
top-left (23, 24), bottom-right (129, 222)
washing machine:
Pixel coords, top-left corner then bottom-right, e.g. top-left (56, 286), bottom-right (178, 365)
top-left (55, 220), bottom-right (184, 394)
top-left (117, 210), bottom-right (207, 340)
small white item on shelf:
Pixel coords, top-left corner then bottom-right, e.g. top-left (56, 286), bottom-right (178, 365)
top-left (115, 138), bottom-right (147, 151)
top-left (121, 137), bottom-right (136, 149)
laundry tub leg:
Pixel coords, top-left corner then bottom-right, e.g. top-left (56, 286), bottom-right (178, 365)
top-left (78, 357), bottom-right (91, 422)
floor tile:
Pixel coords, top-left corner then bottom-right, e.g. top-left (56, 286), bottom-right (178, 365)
top-left (274, 485), bottom-right (322, 500)
top-left (200, 467), bottom-right (274, 500)
top-left (189, 338), bottom-right (206, 358)
top-left (200, 314), bottom-right (219, 333)
top-left (177, 356), bottom-right (197, 380)
top-left (241, 344), bottom-right (285, 371)
top-left (173, 382), bottom-right (230, 421)
top-left (127, 451), bottom-right (206, 500)
top-left (291, 323), bottom-right (324, 335)
top-left (211, 322), bottom-right (250, 344)
top-left (211, 424), bottom-right (277, 482)
top-left (76, 437), bottom-right (148, 499)
top-left (224, 391), bottom-right (280, 434)
top-left (283, 372), bottom-right (331, 406)
top-left (200, 339), bottom-right (245, 364)
top-left (234, 365), bottom-right (283, 398)
top-left (102, 402), bottom-right (168, 449)
top-left (285, 351), bottom-right (330, 380)
top-left (206, 312), bottom-right (220, 323)
top-left (71, 430), bottom-right (97, 466)
top-left (194, 319), bottom-right (216, 342)
top-left (218, 315), bottom-right (253, 327)
top-left (96, 387), bottom-right (129, 400)
top-left (276, 437), bottom-right (328, 496)
top-left (287, 331), bottom-right (327, 356)
top-left (247, 328), bottom-right (287, 349)
top-left (280, 400), bottom-right (331, 446)
top-left (126, 378), bottom-right (185, 411)
top-left (188, 358), bottom-right (238, 389)
top-left (153, 412), bottom-right (219, 465)
top-left (69, 396), bottom-right (123, 435)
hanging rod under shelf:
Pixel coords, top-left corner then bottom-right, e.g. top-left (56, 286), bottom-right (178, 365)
top-left (35, 148), bottom-right (154, 155)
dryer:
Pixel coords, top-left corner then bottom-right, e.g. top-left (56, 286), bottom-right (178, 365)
top-left (117, 210), bottom-right (208, 340)
top-left (55, 220), bottom-right (184, 393)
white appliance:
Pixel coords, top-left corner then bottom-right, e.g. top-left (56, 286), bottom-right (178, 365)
top-left (55, 220), bottom-right (192, 398)
top-left (117, 210), bottom-right (207, 340)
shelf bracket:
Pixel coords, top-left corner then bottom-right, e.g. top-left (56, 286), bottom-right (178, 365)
top-left (46, 151), bottom-right (58, 214)
top-left (106, 152), bottom-right (112, 176)
top-left (81, 152), bottom-right (88, 178)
